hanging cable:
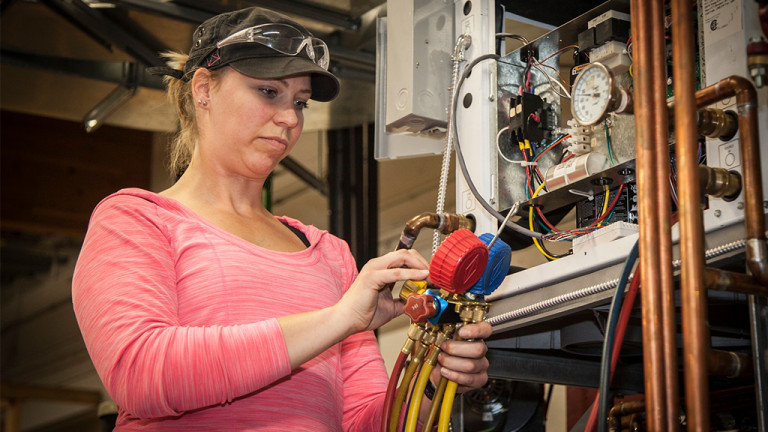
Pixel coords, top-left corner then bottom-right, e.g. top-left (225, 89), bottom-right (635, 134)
top-left (596, 240), bottom-right (639, 432)
top-left (433, 34), bottom-right (472, 255)
top-left (452, 53), bottom-right (542, 239)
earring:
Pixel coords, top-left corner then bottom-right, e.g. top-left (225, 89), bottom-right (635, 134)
top-left (198, 99), bottom-right (208, 106)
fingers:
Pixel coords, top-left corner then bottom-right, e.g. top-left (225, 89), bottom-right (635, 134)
top-left (435, 323), bottom-right (493, 391)
top-left (365, 249), bottom-right (429, 271)
top-left (455, 321), bottom-right (492, 339)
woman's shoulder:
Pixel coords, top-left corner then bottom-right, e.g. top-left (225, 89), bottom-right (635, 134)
top-left (277, 216), bottom-right (350, 252)
top-left (93, 188), bottom-right (182, 214)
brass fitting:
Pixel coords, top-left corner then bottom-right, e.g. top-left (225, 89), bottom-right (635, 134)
top-left (424, 325), bottom-right (457, 366)
top-left (699, 165), bottom-right (742, 201)
top-left (421, 327), bottom-right (439, 347)
top-left (697, 107), bottom-right (738, 141)
top-left (399, 280), bottom-right (428, 302)
top-left (401, 323), bottom-right (428, 356)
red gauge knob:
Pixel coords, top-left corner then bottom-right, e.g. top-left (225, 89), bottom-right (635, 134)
top-left (429, 229), bottom-right (489, 294)
top-left (404, 294), bottom-right (437, 323)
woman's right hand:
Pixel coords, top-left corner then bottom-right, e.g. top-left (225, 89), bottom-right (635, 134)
top-left (336, 249), bottom-right (430, 334)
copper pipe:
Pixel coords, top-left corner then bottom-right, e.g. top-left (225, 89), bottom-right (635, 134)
top-left (396, 212), bottom-right (475, 250)
top-left (608, 400), bottom-right (646, 432)
top-left (694, 76), bottom-right (768, 284)
top-left (708, 349), bottom-right (754, 379)
top-left (671, 0), bottom-right (711, 429)
top-left (704, 268), bottom-right (768, 296)
top-left (650, 0), bottom-right (680, 428)
top-left (631, 1), bottom-right (667, 429)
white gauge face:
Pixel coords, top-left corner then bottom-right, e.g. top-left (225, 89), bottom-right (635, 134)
top-left (571, 63), bottom-right (614, 126)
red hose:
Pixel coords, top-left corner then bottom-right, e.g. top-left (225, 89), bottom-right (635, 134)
top-left (382, 351), bottom-right (408, 432)
top-left (585, 264), bottom-right (642, 431)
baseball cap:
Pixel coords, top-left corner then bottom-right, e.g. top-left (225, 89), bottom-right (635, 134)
top-left (151, 7), bottom-right (340, 102)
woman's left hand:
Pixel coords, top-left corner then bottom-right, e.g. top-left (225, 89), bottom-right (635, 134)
top-left (431, 321), bottom-right (492, 393)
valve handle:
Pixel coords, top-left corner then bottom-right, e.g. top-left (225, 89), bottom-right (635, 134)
top-left (429, 229), bottom-right (489, 294)
top-left (404, 294), bottom-right (437, 323)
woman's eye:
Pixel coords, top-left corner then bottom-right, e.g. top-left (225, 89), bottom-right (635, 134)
top-left (294, 100), bottom-right (310, 110)
top-left (259, 87), bottom-right (278, 98)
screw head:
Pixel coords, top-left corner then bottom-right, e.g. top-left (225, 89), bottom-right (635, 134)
top-left (737, 202), bottom-right (744, 209)
top-left (714, 210), bottom-right (722, 217)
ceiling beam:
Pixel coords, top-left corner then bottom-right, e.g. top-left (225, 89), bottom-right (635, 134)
top-left (107, 0), bottom-right (215, 23)
top-left (42, 0), bottom-right (167, 67)
top-left (1, 48), bottom-right (165, 90)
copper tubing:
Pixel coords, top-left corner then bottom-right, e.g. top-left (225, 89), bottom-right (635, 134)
top-left (631, 0), bottom-right (668, 429)
top-left (708, 349), bottom-right (754, 379)
top-left (397, 212), bottom-right (475, 250)
top-left (693, 76), bottom-right (768, 284)
top-left (704, 268), bottom-right (768, 296)
top-left (608, 400), bottom-right (646, 432)
top-left (650, 0), bottom-right (680, 428)
top-left (670, 0), bottom-right (712, 430)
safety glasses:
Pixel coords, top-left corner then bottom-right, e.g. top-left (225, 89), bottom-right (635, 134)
top-left (217, 23), bottom-right (330, 70)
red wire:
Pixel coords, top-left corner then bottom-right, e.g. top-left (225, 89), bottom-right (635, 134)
top-left (536, 184), bottom-right (625, 236)
top-left (382, 351), bottom-right (408, 432)
top-left (584, 264), bottom-right (642, 432)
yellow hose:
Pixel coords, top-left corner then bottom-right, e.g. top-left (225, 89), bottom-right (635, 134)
top-left (438, 380), bottom-right (458, 432)
top-left (422, 377), bottom-right (448, 432)
top-left (404, 362), bottom-right (435, 432)
top-left (389, 343), bottom-right (427, 432)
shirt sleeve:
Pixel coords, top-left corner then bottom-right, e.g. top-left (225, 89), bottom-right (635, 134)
top-left (72, 195), bottom-right (292, 419)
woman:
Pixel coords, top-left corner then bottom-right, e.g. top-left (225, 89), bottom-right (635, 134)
top-left (73, 7), bottom-right (491, 431)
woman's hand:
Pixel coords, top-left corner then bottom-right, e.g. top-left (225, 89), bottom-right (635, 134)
top-left (431, 321), bottom-right (492, 393)
top-left (336, 249), bottom-right (430, 334)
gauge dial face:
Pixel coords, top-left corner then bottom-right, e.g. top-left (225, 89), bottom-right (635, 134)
top-left (571, 63), bottom-right (614, 126)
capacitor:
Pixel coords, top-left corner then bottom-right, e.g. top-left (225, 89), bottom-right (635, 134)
top-left (544, 153), bottom-right (609, 191)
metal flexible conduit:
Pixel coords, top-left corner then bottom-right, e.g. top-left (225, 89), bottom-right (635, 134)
top-left (433, 35), bottom-right (471, 255)
top-left (487, 233), bottom-right (760, 326)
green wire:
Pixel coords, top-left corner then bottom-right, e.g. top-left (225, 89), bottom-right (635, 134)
top-left (604, 119), bottom-right (615, 166)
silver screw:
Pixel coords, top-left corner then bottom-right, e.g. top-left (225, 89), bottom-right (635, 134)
top-left (714, 210), bottom-right (722, 217)
top-left (737, 202), bottom-right (744, 209)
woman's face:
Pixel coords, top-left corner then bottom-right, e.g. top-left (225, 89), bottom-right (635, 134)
top-left (201, 68), bottom-right (312, 179)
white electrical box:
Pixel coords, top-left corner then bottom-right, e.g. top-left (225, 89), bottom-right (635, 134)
top-left (385, 0), bottom-right (454, 135)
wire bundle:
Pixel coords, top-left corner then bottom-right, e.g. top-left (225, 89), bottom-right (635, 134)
top-left (539, 184), bottom-right (625, 242)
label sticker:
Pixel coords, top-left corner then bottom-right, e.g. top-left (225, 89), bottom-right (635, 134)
top-left (702, 0), bottom-right (742, 46)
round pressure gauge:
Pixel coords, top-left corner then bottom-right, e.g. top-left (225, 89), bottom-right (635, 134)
top-left (571, 63), bottom-right (618, 126)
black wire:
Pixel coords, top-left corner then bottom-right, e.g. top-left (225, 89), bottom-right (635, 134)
top-left (452, 53), bottom-right (542, 239)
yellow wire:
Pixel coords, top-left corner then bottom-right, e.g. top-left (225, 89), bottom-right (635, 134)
top-left (404, 362), bottom-right (435, 432)
top-left (599, 184), bottom-right (610, 226)
top-left (438, 381), bottom-right (459, 432)
top-left (530, 182), bottom-right (557, 260)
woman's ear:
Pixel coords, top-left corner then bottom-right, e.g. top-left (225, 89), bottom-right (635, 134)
top-left (191, 68), bottom-right (212, 107)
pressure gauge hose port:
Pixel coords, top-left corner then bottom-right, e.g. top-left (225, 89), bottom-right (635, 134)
top-left (429, 229), bottom-right (489, 294)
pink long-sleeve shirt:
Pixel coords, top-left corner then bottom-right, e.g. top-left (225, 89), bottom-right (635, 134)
top-left (72, 188), bottom-right (388, 431)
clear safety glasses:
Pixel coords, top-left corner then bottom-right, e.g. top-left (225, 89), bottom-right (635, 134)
top-left (217, 23), bottom-right (330, 70)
